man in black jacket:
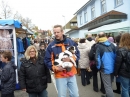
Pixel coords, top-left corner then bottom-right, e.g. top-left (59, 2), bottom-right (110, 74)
top-left (89, 39), bottom-right (105, 94)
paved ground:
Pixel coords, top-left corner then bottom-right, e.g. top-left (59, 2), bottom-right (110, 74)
top-left (0, 73), bottom-right (120, 97)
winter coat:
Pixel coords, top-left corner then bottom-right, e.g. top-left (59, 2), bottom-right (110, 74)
top-left (95, 41), bottom-right (116, 74)
top-left (19, 56), bottom-right (51, 93)
top-left (85, 40), bottom-right (95, 48)
top-left (44, 35), bottom-right (80, 78)
top-left (1, 62), bottom-right (16, 94)
top-left (33, 43), bottom-right (40, 50)
top-left (38, 49), bottom-right (45, 59)
top-left (114, 48), bottom-right (130, 78)
top-left (78, 43), bottom-right (90, 69)
top-left (89, 43), bottom-right (99, 71)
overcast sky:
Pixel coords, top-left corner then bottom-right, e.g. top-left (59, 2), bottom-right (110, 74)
top-left (0, 0), bottom-right (89, 30)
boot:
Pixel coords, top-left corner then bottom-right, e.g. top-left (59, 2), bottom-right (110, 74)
top-left (113, 82), bottom-right (121, 94)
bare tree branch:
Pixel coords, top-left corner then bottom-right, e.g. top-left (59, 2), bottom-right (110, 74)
top-left (0, 0), bottom-right (12, 19)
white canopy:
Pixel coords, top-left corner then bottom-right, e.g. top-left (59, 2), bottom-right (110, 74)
top-left (87, 21), bottom-right (130, 34)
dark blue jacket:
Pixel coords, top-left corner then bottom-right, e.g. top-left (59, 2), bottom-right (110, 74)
top-left (95, 41), bottom-right (116, 74)
top-left (1, 62), bottom-right (16, 94)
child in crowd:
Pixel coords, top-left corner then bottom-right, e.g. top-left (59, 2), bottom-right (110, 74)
top-left (38, 43), bottom-right (46, 59)
top-left (1, 50), bottom-right (16, 97)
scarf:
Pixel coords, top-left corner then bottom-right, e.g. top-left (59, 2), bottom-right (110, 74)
top-left (98, 37), bottom-right (108, 42)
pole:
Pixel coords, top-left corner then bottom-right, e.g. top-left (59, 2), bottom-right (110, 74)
top-left (62, 15), bottom-right (66, 34)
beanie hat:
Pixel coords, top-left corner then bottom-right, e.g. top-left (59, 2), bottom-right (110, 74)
top-left (108, 37), bottom-right (114, 43)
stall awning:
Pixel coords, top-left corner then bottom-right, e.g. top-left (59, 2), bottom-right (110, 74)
top-left (0, 19), bottom-right (22, 28)
top-left (22, 26), bottom-right (34, 35)
top-left (87, 21), bottom-right (130, 34)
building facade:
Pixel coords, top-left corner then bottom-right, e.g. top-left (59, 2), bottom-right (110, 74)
top-left (67, 0), bottom-right (130, 38)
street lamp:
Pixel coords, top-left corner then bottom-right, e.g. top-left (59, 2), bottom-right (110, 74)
top-left (62, 15), bottom-right (66, 34)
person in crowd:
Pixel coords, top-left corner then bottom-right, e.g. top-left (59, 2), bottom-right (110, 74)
top-left (89, 36), bottom-right (105, 94)
top-left (78, 38), bottom-right (90, 86)
top-left (44, 25), bottom-right (80, 97)
top-left (86, 34), bottom-right (95, 79)
top-left (73, 38), bottom-right (80, 76)
top-left (44, 37), bottom-right (50, 45)
top-left (86, 33), bottom-right (95, 47)
top-left (108, 37), bottom-right (116, 46)
top-left (114, 33), bottom-right (130, 97)
top-left (19, 45), bottom-right (51, 97)
top-left (40, 39), bottom-right (45, 43)
top-left (1, 50), bottom-right (16, 97)
top-left (113, 35), bottom-right (121, 94)
top-left (33, 39), bottom-right (40, 50)
top-left (95, 32), bottom-right (116, 97)
top-left (38, 43), bottom-right (46, 59)
top-left (40, 39), bottom-right (46, 47)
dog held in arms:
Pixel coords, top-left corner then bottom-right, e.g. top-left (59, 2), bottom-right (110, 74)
top-left (54, 46), bottom-right (77, 76)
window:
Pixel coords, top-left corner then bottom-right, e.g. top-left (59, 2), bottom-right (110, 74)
top-left (101, 0), bottom-right (106, 13)
top-left (84, 12), bottom-right (88, 22)
top-left (115, 0), bottom-right (123, 6)
top-left (70, 23), bottom-right (73, 26)
top-left (73, 22), bottom-right (77, 26)
top-left (70, 22), bottom-right (77, 26)
top-left (91, 5), bottom-right (95, 19)
top-left (80, 15), bottom-right (83, 25)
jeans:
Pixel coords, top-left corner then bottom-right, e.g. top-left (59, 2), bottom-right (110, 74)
top-left (80, 69), bottom-right (90, 86)
top-left (28, 89), bottom-right (48, 97)
top-left (56, 75), bottom-right (79, 97)
top-left (119, 76), bottom-right (130, 97)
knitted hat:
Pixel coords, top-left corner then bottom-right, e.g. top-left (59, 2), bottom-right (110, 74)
top-left (108, 37), bottom-right (114, 43)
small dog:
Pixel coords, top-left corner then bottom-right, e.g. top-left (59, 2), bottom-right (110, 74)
top-left (54, 46), bottom-right (77, 76)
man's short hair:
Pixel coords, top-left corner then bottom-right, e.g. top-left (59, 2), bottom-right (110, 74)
top-left (87, 33), bottom-right (92, 38)
top-left (2, 50), bottom-right (12, 61)
top-left (79, 38), bottom-right (86, 43)
top-left (53, 25), bottom-right (63, 32)
top-left (98, 32), bottom-right (106, 38)
top-left (115, 35), bottom-right (121, 44)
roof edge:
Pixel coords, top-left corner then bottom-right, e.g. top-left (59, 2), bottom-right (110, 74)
top-left (74, 0), bottom-right (92, 15)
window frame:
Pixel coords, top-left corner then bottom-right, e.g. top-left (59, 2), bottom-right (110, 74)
top-left (115, 0), bottom-right (123, 7)
top-left (80, 15), bottom-right (83, 25)
top-left (101, 0), bottom-right (106, 14)
top-left (91, 5), bottom-right (95, 19)
top-left (84, 11), bottom-right (88, 23)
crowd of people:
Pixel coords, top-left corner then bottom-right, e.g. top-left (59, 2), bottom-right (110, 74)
top-left (0, 24), bottom-right (130, 97)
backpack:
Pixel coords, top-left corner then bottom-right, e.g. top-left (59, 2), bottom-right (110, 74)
top-left (89, 44), bottom-right (97, 61)
top-left (88, 44), bottom-right (97, 70)
top-left (124, 50), bottom-right (130, 72)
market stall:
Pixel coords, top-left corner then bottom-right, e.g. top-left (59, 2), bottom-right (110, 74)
top-left (0, 19), bottom-right (32, 89)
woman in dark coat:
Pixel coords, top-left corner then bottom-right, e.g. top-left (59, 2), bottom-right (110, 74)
top-left (19, 45), bottom-right (51, 97)
top-left (114, 33), bottom-right (130, 97)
